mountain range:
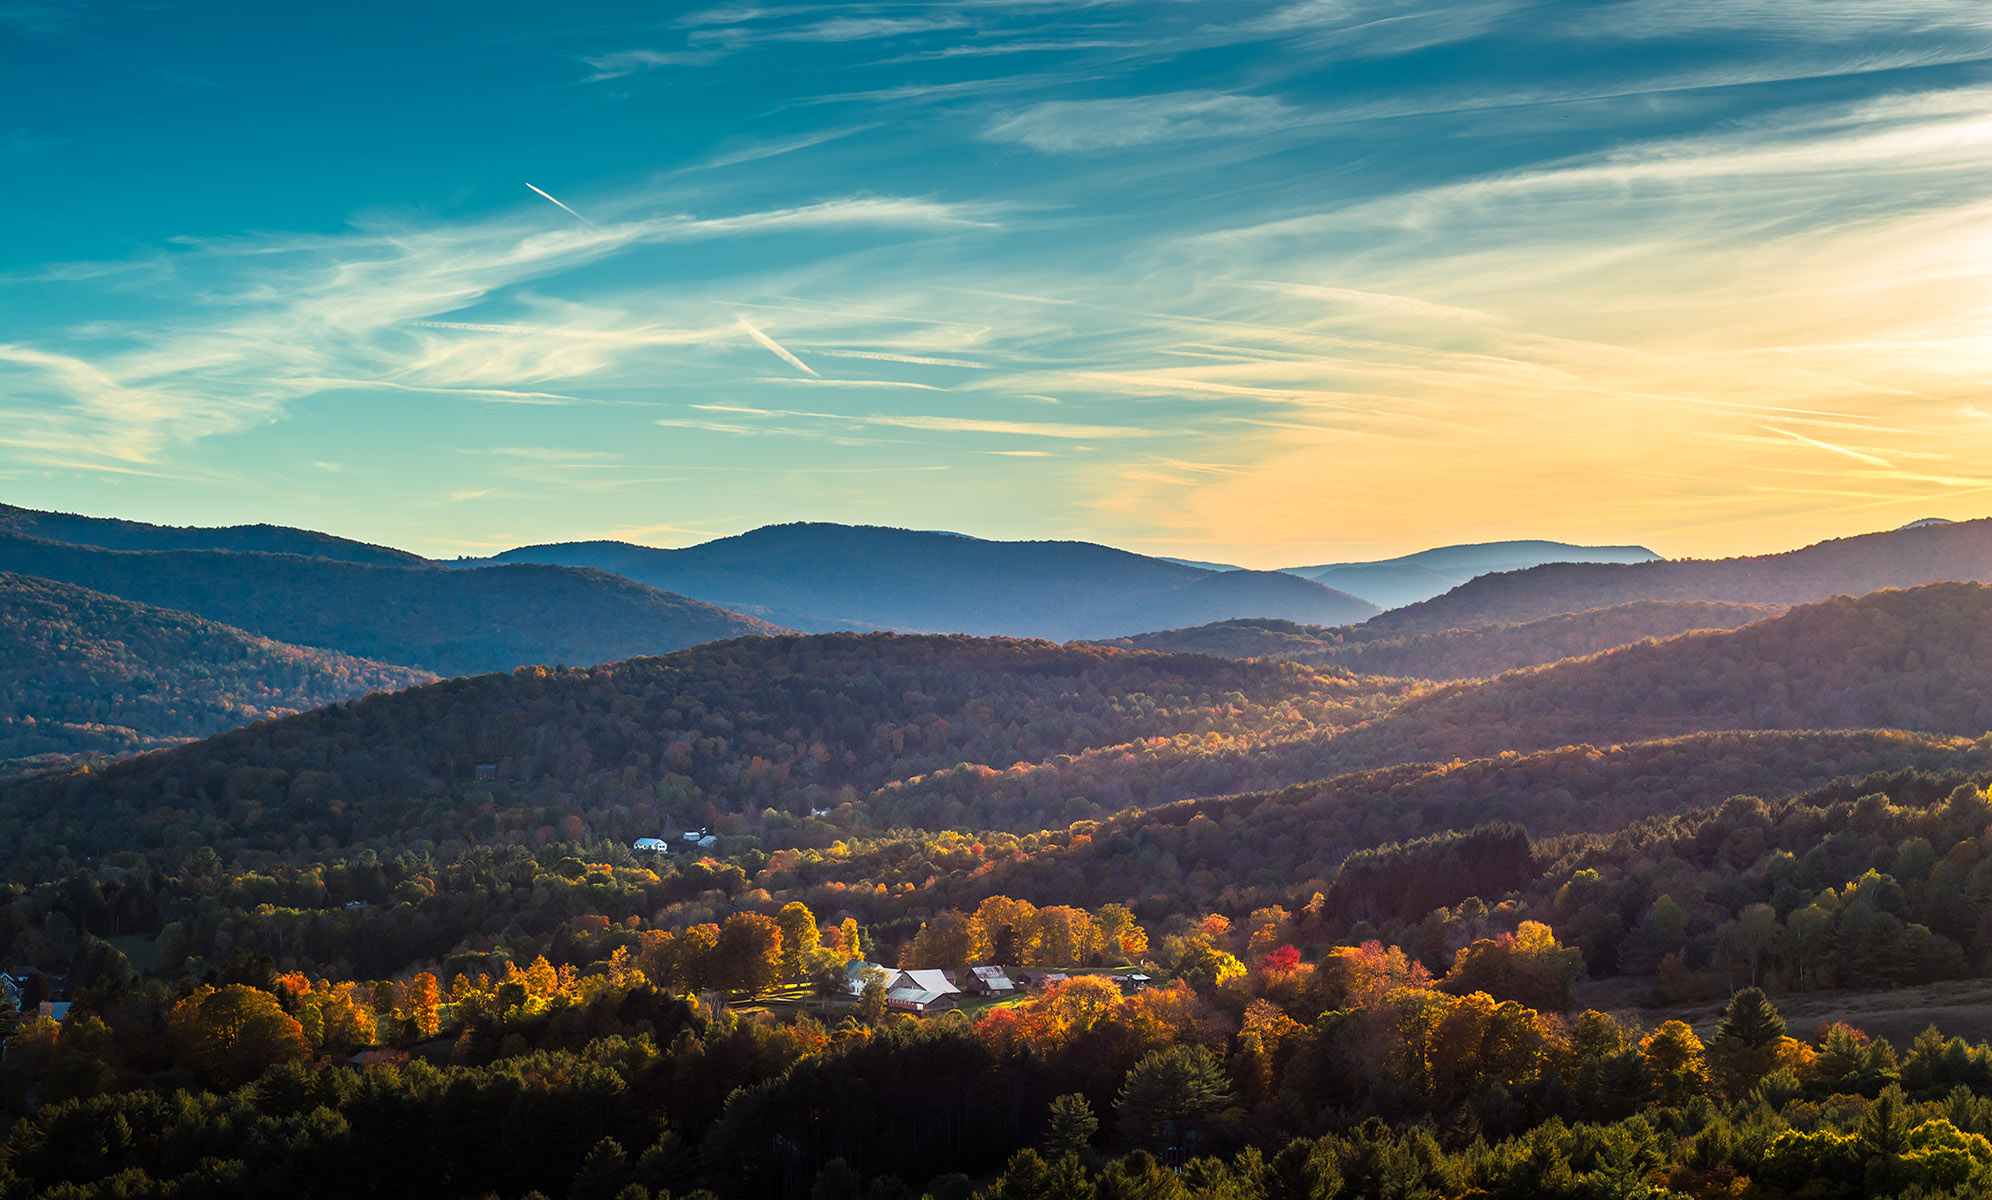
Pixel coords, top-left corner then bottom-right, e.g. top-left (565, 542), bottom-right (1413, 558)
top-left (0, 571), bottom-right (432, 762)
top-left (1375, 516), bottom-right (1992, 632)
top-left (1098, 599), bottom-right (1782, 680)
top-left (1282, 539), bottom-right (1662, 609)
top-left (465, 522), bottom-right (1381, 638)
top-left (0, 531), bottom-right (784, 678)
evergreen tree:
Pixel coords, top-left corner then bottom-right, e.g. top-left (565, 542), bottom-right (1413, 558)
top-left (1715, 986), bottom-right (1786, 1049)
top-left (1117, 1045), bottom-right (1234, 1153)
top-left (1045, 1093), bottom-right (1100, 1158)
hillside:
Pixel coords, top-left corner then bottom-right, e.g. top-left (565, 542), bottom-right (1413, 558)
top-left (0, 635), bottom-right (1415, 866)
top-left (1101, 600), bottom-right (1782, 680)
top-left (1327, 582), bottom-right (1992, 770)
top-left (471, 522), bottom-right (1380, 637)
top-left (0, 501), bottom-right (424, 567)
top-left (0, 572), bottom-right (432, 761)
top-left (1376, 516), bottom-right (1992, 631)
top-left (854, 729), bottom-right (1992, 917)
top-left (1283, 539), bottom-right (1660, 608)
top-left (0, 533), bottom-right (786, 677)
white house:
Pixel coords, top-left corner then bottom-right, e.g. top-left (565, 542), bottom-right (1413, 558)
top-left (844, 961), bottom-right (891, 996)
top-left (633, 837), bottom-right (668, 853)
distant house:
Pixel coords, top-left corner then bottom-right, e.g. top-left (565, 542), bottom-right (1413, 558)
top-left (1111, 973), bottom-right (1153, 994)
top-left (885, 987), bottom-right (959, 1014)
top-left (844, 961), bottom-right (891, 996)
top-left (1015, 970), bottom-right (1070, 989)
top-left (809, 807), bottom-right (831, 818)
top-left (695, 834), bottom-right (718, 850)
top-left (633, 837), bottom-right (668, 853)
top-left (0, 973), bottom-right (21, 1004)
top-left (965, 966), bottom-right (1016, 997)
top-left (474, 764), bottom-right (498, 781)
top-left (889, 969), bottom-right (959, 998)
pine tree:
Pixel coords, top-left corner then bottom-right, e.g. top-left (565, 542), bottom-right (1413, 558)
top-left (1045, 1093), bottom-right (1099, 1158)
top-left (1715, 986), bottom-right (1786, 1049)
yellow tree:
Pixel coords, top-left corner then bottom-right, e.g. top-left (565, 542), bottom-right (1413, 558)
top-left (776, 902), bottom-right (821, 982)
top-left (1028, 906), bottom-right (1098, 968)
top-left (1094, 904), bottom-right (1148, 963)
top-left (971, 896), bottom-right (1039, 965)
top-left (406, 972), bottom-right (442, 1038)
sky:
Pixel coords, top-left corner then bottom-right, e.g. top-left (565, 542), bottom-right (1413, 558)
top-left (2, 0), bottom-right (1989, 567)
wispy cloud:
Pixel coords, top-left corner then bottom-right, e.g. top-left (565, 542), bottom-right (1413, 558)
top-left (984, 91), bottom-right (1299, 153)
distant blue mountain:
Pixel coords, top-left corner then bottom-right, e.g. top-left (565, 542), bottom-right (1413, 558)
top-left (465, 522), bottom-right (1379, 640)
top-left (1284, 540), bottom-right (1662, 609)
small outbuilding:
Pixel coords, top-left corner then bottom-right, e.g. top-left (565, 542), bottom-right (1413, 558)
top-left (965, 965), bottom-right (1016, 997)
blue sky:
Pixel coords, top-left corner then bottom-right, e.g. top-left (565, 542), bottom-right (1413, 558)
top-left (3, 0), bottom-right (1988, 565)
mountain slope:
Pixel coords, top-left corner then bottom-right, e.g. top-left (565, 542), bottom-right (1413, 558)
top-left (472, 523), bottom-right (1380, 637)
top-left (0, 572), bottom-right (432, 761)
top-left (0, 635), bottom-right (1412, 863)
top-left (0, 533), bottom-right (786, 677)
top-left (1101, 600), bottom-right (1782, 680)
top-left (1327, 582), bottom-right (1992, 769)
top-left (0, 502), bottom-right (425, 567)
top-left (1284, 539), bottom-right (1660, 608)
top-left (1374, 517), bottom-right (1992, 631)
top-left (805, 730), bottom-right (1992, 915)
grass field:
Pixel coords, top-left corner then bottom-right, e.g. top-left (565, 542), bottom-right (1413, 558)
top-left (104, 933), bottom-right (163, 974)
top-left (1574, 975), bottom-right (1992, 1046)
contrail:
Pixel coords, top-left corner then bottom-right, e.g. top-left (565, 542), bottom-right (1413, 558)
top-left (525, 182), bottom-right (593, 226)
top-left (736, 315), bottom-right (819, 376)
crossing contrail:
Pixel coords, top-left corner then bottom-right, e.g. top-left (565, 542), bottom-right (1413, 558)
top-left (525, 182), bottom-right (592, 226)
top-left (736, 315), bottom-right (819, 376)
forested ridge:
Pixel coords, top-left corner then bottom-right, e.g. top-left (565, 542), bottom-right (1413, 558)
top-left (0, 572), bottom-right (431, 763)
top-left (1323, 583), bottom-right (1992, 770)
top-left (1100, 600), bottom-right (1782, 681)
top-left (474, 522), bottom-right (1381, 638)
top-left (1375, 517), bottom-right (1992, 631)
top-left (0, 502), bottom-right (426, 567)
top-left (0, 635), bottom-right (1417, 868)
top-left (0, 532), bottom-right (787, 677)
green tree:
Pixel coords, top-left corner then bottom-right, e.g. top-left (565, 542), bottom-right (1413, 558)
top-left (856, 968), bottom-right (889, 1023)
top-left (1045, 1093), bottom-right (1100, 1158)
top-left (570, 1137), bottom-right (631, 1200)
top-left (1715, 986), bottom-right (1786, 1048)
top-left (1117, 1044), bottom-right (1234, 1152)
top-left (810, 1157), bottom-right (861, 1200)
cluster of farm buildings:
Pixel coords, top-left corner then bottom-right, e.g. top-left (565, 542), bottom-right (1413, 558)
top-left (842, 962), bottom-right (1153, 1013)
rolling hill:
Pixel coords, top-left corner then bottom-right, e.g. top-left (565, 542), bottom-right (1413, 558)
top-left (468, 522), bottom-right (1380, 638)
top-left (0, 572), bottom-right (432, 761)
top-left (0, 501), bottom-right (425, 567)
top-left (810, 729), bottom-right (1992, 916)
top-left (0, 533), bottom-right (787, 677)
top-left (1374, 516), bottom-right (1992, 632)
top-left (1282, 539), bottom-right (1660, 608)
top-left (1325, 582), bottom-right (1992, 770)
top-left (1100, 599), bottom-right (1782, 680)
top-left (0, 635), bottom-right (1416, 865)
